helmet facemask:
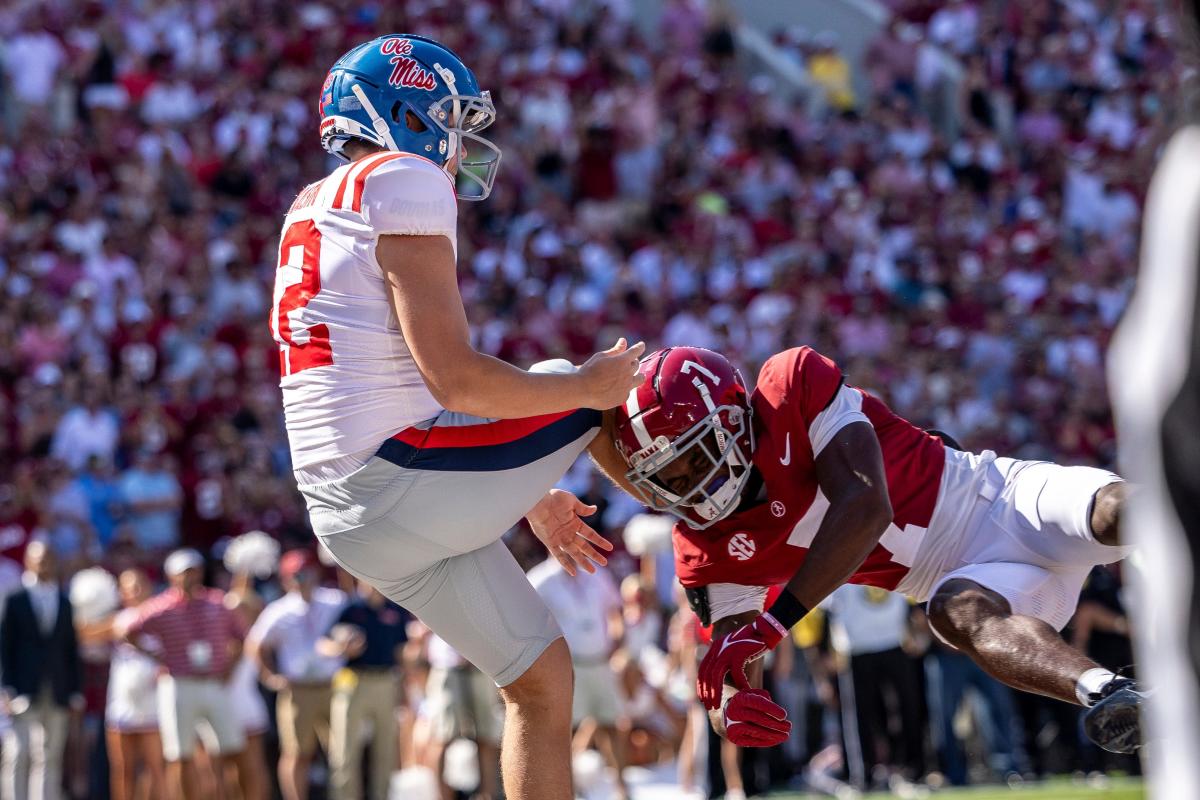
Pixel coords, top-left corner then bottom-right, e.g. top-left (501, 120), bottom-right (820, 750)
top-left (427, 80), bottom-right (501, 200)
top-left (625, 403), bottom-right (755, 530)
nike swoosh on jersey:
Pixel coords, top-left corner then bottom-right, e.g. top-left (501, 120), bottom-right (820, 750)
top-left (780, 432), bottom-right (791, 466)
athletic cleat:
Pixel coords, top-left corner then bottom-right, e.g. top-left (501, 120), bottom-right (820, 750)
top-left (1083, 677), bottom-right (1146, 754)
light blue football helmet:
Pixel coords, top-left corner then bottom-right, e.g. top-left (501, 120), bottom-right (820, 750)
top-left (319, 34), bottom-right (501, 200)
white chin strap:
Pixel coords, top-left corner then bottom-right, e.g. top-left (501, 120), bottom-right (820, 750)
top-left (350, 83), bottom-right (399, 151)
top-left (433, 63), bottom-right (461, 170)
top-left (690, 464), bottom-right (742, 522)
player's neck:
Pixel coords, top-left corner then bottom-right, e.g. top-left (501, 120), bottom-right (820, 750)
top-left (345, 143), bottom-right (387, 163)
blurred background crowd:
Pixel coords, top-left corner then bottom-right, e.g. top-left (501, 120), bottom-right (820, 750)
top-left (0, 0), bottom-right (1171, 796)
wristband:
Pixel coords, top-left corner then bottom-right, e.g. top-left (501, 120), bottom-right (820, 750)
top-left (766, 590), bottom-right (810, 631)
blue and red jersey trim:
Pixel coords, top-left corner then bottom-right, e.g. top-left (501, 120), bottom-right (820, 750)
top-left (376, 408), bottom-right (601, 472)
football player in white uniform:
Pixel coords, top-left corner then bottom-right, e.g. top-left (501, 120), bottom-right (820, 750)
top-left (270, 35), bottom-right (642, 800)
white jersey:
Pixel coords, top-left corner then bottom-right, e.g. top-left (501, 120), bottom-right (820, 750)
top-left (270, 152), bottom-right (458, 481)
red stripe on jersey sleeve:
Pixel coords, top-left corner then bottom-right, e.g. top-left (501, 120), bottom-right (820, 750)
top-left (350, 153), bottom-right (412, 212)
top-left (332, 168), bottom-right (353, 209)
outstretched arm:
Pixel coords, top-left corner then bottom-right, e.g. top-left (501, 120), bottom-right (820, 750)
top-left (587, 410), bottom-right (641, 498)
top-left (696, 421), bottom-right (892, 712)
top-left (780, 420), bottom-right (893, 610)
top-left (379, 235), bottom-right (642, 417)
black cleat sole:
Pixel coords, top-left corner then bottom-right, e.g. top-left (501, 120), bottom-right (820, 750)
top-left (1083, 686), bottom-right (1143, 754)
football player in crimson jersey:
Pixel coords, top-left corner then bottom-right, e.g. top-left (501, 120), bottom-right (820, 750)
top-left (588, 345), bottom-right (1144, 755)
top-left (270, 36), bottom-right (642, 800)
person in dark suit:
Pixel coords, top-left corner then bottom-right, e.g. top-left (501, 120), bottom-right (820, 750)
top-left (0, 541), bottom-right (83, 800)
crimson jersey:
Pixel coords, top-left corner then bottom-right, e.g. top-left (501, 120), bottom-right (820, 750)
top-left (673, 347), bottom-right (946, 591)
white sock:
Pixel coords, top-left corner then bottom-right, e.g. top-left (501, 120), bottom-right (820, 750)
top-left (1076, 667), bottom-right (1116, 706)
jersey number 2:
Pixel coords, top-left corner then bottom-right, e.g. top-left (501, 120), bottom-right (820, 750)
top-left (271, 219), bottom-right (333, 376)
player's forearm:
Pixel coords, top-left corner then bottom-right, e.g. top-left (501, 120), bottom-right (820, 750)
top-left (428, 350), bottom-right (588, 418)
top-left (587, 411), bottom-right (640, 496)
top-left (783, 488), bottom-right (892, 610)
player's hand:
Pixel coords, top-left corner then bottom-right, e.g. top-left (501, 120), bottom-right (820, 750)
top-left (723, 689), bottom-right (791, 747)
top-left (578, 338), bottom-right (646, 410)
top-left (526, 489), bottom-right (614, 576)
top-left (697, 613), bottom-right (788, 710)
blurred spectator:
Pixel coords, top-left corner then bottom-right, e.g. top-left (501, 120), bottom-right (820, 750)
top-left (528, 556), bottom-right (629, 799)
top-left (71, 457), bottom-right (122, 552)
top-left (928, 0), bottom-right (980, 55)
top-left (3, 16), bottom-right (64, 117)
top-left (98, 569), bottom-right (164, 800)
top-left (610, 649), bottom-right (685, 765)
top-left (822, 585), bottom-right (924, 790)
top-left (43, 461), bottom-right (96, 570)
top-left (119, 548), bottom-right (250, 800)
top-left (49, 392), bottom-right (118, 473)
top-left (422, 632), bottom-right (503, 800)
top-left (619, 574), bottom-right (663, 655)
top-left (0, 541), bottom-right (82, 800)
top-left (808, 32), bottom-right (857, 112)
top-left (916, 606), bottom-right (1022, 786)
top-left (247, 550), bottom-right (345, 800)
top-left (117, 451), bottom-right (183, 554)
top-left (319, 580), bottom-right (407, 800)
top-left (221, 531), bottom-right (276, 800)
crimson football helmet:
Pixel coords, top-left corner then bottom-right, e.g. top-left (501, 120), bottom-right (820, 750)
top-left (613, 347), bottom-right (755, 529)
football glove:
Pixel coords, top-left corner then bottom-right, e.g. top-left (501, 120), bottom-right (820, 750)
top-left (698, 612), bottom-right (787, 710)
top-left (722, 689), bottom-right (791, 748)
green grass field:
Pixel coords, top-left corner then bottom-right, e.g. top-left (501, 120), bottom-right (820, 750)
top-left (769, 776), bottom-right (1144, 800)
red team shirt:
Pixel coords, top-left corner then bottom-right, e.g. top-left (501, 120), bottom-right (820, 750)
top-left (673, 347), bottom-right (947, 592)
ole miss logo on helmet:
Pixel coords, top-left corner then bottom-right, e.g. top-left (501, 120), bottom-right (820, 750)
top-left (379, 38), bottom-right (438, 91)
top-left (319, 72), bottom-right (336, 115)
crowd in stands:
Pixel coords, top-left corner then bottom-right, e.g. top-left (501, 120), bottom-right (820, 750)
top-left (0, 0), bottom-right (1172, 796)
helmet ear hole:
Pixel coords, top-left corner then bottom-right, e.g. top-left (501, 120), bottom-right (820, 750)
top-left (390, 101), bottom-right (402, 123)
top-left (404, 109), bottom-right (427, 133)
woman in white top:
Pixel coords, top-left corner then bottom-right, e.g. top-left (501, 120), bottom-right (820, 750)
top-left (221, 537), bottom-right (275, 800)
top-left (82, 569), bottom-right (165, 800)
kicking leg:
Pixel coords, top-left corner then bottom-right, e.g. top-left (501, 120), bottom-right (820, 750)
top-left (366, 539), bottom-right (576, 800)
top-left (497, 638), bottom-right (575, 800)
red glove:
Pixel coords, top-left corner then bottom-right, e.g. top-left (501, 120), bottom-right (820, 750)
top-left (722, 689), bottom-right (792, 748)
top-left (698, 612), bottom-right (788, 710)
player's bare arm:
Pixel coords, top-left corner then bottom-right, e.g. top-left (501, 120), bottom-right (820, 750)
top-left (378, 233), bottom-right (643, 417)
top-left (780, 420), bottom-right (893, 610)
top-left (587, 409), bottom-right (642, 498)
top-left (697, 421), bottom-right (893, 711)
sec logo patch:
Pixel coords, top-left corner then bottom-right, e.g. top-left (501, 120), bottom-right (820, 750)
top-left (727, 532), bottom-right (756, 561)
top-left (770, 500), bottom-right (786, 518)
